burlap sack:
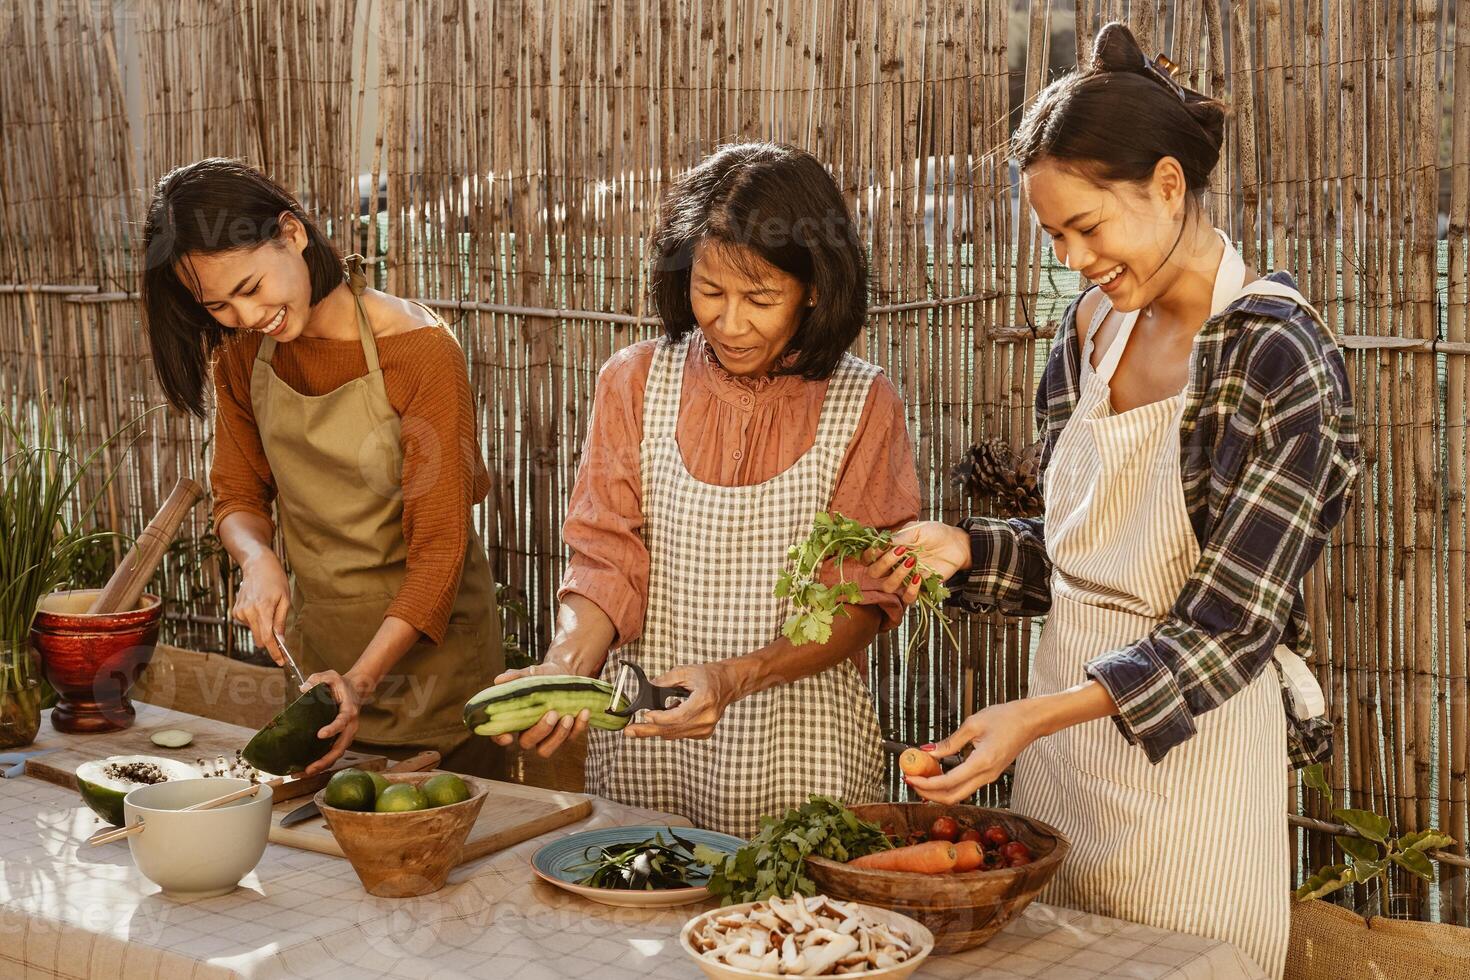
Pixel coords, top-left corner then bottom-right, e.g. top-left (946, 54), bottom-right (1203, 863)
top-left (1287, 898), bottom-right (1470, 980)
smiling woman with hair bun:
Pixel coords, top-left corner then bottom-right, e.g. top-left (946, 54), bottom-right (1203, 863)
top-left (862, 22), bottom-right (1358, 977)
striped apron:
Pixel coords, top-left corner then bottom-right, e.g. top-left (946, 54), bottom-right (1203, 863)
top-left (1010, 242), bottom-right (1323, 979)
top-left (585, 336), bottom-right (886, 838)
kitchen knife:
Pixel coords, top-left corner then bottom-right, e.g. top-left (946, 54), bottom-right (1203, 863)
top-left (272, 630), bottom-right (309, 691)
top-left (881, 739), bottom-right (964, 772)
top-left (278, 750), bottom-right (441, 827)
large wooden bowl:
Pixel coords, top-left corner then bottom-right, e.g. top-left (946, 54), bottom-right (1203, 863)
top-left (804, 803), bottom-right (1069, 954)
top-left (315, 771), bottom-right (489, 897)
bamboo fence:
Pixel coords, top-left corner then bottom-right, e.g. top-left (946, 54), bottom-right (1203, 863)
top-left (0, 0), bottom-right (1466, 924)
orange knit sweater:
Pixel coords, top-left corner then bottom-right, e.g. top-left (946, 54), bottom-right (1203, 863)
top-left (210, 326), bottom-right (490, 644)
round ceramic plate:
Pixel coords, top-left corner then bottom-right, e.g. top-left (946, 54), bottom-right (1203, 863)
top-left (531, 825), bottom-right (744, 908)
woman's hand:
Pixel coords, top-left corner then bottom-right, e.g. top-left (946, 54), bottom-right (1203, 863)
top-left (490, 594), bottom-right (616, 757)
top-left (488, 655), bottom-right (597, 758)
top-left (903, 700), bottom-right (1043, 805)
top-left (299, 669), bottom-right (368, 776)
top-left (624, 661), bottom-right (741, 740)
top-left (233, 552), bottom-right (291, 664)
top-left (860, 521), bottom-right (971, 606)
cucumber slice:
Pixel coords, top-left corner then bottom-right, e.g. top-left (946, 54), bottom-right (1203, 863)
top-left (149, 729), bottom-right (194, 748)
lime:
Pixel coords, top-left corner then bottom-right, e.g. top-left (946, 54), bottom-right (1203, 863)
top-left (367, 771), bottom-right (391, 798)
top-left (324, 769), bottom-right (376, 811)
top-left (375, 783), bottom-right (429, 813)
top-left (422, 773), bottom-right (471, 808)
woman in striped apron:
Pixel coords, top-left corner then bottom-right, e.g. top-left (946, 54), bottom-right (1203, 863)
top-left (864, 25), bottom-right (1356, 979)
top-left (486, 143), bottom-right (921, 838)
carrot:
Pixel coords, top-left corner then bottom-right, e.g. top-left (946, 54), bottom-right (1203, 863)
top-left (898, 748), bottom-right (941, 778)
top-left (951, 840), bottom-right (984, 873)
top-left (849, 840), bottom-right (957, 874)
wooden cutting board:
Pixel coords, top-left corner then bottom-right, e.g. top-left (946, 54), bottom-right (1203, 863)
top-left (27, 704), bottom-right (385, 806)
top-left (268, 779), bottom-right (593, 864)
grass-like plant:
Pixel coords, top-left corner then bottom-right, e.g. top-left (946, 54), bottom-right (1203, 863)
top-left (0, 396), bottom-right (135, 744)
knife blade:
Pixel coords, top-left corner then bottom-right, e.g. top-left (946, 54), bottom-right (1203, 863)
top-left (272, 630), bottom-right (309, 691)
top-left (278, 750), bottom-right (441, 827)
top-left (881, 739), bottom-right (964, 772)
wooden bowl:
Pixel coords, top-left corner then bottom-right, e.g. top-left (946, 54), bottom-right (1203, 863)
top-left (804, 803), bottom-right (1069, 954)
top-left (32, 589), bottom-right (162, 734)
top-left (315, 770), bottom-right (489, 897)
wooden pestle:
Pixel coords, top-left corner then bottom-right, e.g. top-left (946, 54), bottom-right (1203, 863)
top-left (86, 477), bottom-right (206, 614)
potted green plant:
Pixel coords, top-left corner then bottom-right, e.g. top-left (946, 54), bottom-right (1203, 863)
top-left (1288, 763), bottom-right (1469, 979)
top-left (0, 399), bottom-right (123, 748)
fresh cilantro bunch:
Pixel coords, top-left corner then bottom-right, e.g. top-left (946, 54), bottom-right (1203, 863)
top-left (775, 511), bottom-right (957, 654)
top-left (691, 796), bottom-right (893, 904)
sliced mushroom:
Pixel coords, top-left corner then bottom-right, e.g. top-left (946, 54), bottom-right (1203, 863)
top-left (801, 934), bottom-right (859, 975)
top-left (726, 951), bottom-right (764, 971)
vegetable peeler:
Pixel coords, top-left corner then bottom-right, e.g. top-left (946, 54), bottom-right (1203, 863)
top-left (606, 661), bottom-right (691, 717)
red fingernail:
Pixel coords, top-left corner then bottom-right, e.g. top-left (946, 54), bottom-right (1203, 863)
top-left (911, 573), bottom-right (921, 585)
top-left (921, 743), bottom-right (937, 751)
top-left (904, 556), bottom-right (916, 568)
top-left (894, 546), bottom-right (907, 557)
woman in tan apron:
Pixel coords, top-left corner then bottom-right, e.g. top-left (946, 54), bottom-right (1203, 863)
top-left (864, 25), bottom-right (1356, 979)
top-left (141, 159), bottom-right (503, 777)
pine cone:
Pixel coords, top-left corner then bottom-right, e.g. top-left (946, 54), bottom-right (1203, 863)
top-left (951, 437), bottom-right (1044, 519)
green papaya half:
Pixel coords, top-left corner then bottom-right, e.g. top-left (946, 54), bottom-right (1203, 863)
top-left (242, 682), bottom-right (339, 775)
top-left (76, 755), bottom-right (202, 826)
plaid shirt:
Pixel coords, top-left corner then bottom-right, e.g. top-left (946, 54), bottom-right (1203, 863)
top-left (950, 274), bottom-right (1359, 768)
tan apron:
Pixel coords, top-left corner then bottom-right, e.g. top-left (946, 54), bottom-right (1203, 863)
top-left (1009, 237), bottom-right (1325, 979)
top-left (250, 256), bottom-right (503, 777)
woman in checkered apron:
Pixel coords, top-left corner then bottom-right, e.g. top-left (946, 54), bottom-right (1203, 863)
top-left (865, 25), bottom-right (1356, 979)
top-left (486, 143), bottom-right (921, 838)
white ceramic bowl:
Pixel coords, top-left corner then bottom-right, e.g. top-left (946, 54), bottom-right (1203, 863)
top-left (680, 898), bottom-right (935, 980)
top-left (122, 777), bottom-right (271, 898)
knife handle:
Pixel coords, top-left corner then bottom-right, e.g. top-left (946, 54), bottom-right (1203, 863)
top-left (387, 751), bottom-right (440, 773)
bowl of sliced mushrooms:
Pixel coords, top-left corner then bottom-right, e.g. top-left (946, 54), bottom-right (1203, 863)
top-left (679, 894), bottom-right (934, 979)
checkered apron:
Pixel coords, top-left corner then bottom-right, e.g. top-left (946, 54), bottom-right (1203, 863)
top-left (585, 336), bottom-right (886, 838)
top-left (1008, 276), bottom-right (1323, 979)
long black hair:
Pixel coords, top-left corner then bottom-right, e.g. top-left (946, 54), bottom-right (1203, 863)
top-left (140, 158), bottom-right (344, 415)
top-left (647, 142), bottom-right (868, 381)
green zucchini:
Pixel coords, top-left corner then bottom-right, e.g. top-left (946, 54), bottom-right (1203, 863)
top-left (463, 675), bottom-right (631, 737)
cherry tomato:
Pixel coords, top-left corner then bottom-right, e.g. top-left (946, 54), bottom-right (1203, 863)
top-left (958, 828), bottom-right (983, 844)
top-left (999, 840), bottom-right (1033, 864)
top-left (928, 815), bottom-right (961, 842)
top-left (982, 824), bottom-right (1011, 849)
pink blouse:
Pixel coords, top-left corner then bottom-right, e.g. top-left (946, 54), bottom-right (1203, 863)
top-left (558, 334), bottom-right (922, 647)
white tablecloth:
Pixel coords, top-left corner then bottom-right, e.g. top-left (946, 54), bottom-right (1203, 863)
top-left (0, 730), bottom-right (1263, 978)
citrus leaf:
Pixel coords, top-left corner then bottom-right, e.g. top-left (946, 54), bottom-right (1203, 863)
top-left (1336, 835), bottom-right (1381, 863)
top-left (1303, 763), bottom-right (1333, 807)
top-left (1334, 808), bottom-right (1391, 844)
top-left (1295, 863), bottom-right (1353, 902)
top-left (1349, 858), bottom-right (1388, 886)
top-left (1397, 829), bottom-right (1455, 853)
top-left (1390, 848), bottom-right (1435, 882)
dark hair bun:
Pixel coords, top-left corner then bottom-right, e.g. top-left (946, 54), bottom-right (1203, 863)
top-left (1183, 93), bottom-right (1227, 153)
top-left (1091, 22), bottom-right (1146, 74)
